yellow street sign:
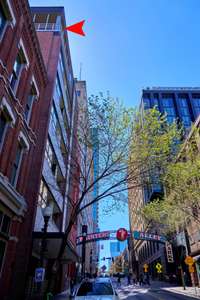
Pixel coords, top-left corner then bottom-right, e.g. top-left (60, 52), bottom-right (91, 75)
top-left (156, 263), bottom-right (162, 273)
top-left (143, 264), bottom-right (148, 272)
top-left (185, 256), bottom-right (194, 266)
top-left (189, 266), bottom-right (195, 273)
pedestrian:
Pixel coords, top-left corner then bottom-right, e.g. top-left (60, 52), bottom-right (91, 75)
top-left (70, 277), bottom-right (75, 296)
top-left (145, 273), bottom-right (150, 286)
top-left (139, 273), bottom-right (144, 286)
top-left (132, 273), bottom-right (137, 285)
top-left (117, 273), bottom-right (121, 287)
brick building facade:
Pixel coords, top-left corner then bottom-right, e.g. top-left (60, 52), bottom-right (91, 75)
top-left (0, 0), bottom-right (47, 299)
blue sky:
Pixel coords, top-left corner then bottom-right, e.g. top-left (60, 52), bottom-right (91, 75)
top-left (30, 0), bottom-right (200, 259)
top-left (30, 0), bottom-right (200, 108)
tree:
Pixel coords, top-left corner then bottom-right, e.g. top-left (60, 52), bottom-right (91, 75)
top-left (48, 98), bottom-right (181, 276)
top-left (141, 128), bottom-right (200, 233)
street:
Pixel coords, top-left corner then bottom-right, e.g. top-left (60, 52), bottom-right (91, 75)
top-left (116, 284), bottom-right (199, 300)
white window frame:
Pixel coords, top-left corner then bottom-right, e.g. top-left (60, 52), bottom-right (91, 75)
top-left (0, 0), bottom-right (16, 43)
top-left (24, 77), bottom-right (39, 124)
top-left (10, 131), bottom-right (29, 187)
top-left (0, 97), bottom-right (16, 152)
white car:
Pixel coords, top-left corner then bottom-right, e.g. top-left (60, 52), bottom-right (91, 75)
top-left (74, 278), bottom-right (119, 300)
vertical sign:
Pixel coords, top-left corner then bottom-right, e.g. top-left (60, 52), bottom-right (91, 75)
top-left (165, 242), bottom-right (174, 263)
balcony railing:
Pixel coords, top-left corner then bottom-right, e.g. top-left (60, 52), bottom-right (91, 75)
top-left (34, 23), bottom-right (61, 32)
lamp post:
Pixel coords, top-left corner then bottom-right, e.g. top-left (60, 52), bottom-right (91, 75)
top-left (81, 225), bottom-right (87, 278)
top-left (40, 205), bottom-right (53, 267)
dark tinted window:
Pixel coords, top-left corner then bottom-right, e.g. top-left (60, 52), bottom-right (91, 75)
top-left (0, 5), bottom-right (6, 34)
top-left (0, 240), bottom-right (6, 272)
top-left (77, 281), bottom-right (113, 296)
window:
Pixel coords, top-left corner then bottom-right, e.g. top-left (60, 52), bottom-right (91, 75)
top-left (143, 94), bottom-right (150, 109)
top-left (45, 138), bottom-right (54, 170)
top-left (24, 84), bottom-right (37, 122)
top-left (10, 48), bottom-right (27, 92)
top-left (76, 90), bottom-right (81, 97)
top-left (178, 95), bottom-right (191, 127)
top-left (0, 211), bottom-right (11, 236)
top-left (0, 112), bottom-right (7, 143)
top-left (192, 95), bottom-right (200, 117)
top-left (182, 116), bottom-right (191, 127)
top-left (10, 143), bottom-right (23, 186)
top-left (38, 179), bottom-right (48, 208)
top-left (0, 240), bottom-right (6, 273)
top-left (162, 94), bottom-right (174, 107)
top-left (0, 4), bottom-right (6, 35)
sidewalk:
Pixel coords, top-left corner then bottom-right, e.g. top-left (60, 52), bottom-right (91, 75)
top-left (150, 280), bottom-right (200, 299)
top-left (53, 289), bottom-right (70, 300)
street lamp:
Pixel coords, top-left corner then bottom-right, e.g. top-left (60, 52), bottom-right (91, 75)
top-left (81, 225), bottom-right (88, 278)
top-left (40, 204), bottom-right (53, 267)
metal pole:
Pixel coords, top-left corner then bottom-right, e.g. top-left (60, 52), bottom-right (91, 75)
top-left (81, 236), bottom-right (86, 278)
top-left (81, 225), bottom-right (87, 278)
top-left (40, 216), bottom-right (49, 267)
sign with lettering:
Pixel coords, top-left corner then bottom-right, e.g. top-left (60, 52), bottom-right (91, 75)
top-left (35, 268), bottom-right (45, 282)
top-left (77, 231), bottom-right (111, 244)
top-left (165, 242), bottom-right (174, 263)
top-left (133, 231), bottom-right (166, 243)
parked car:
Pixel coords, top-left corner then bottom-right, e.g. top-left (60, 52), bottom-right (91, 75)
top-left (74, 278), bottom-right (119, 299)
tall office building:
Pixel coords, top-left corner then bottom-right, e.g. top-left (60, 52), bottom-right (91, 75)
top-left (129, 87), bottom-right (200, 276)
top-left (110, 241), bottom-right (127, 258)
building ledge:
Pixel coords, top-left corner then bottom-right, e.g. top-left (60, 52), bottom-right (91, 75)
top-left (0, 172), bottom-right (27, 216)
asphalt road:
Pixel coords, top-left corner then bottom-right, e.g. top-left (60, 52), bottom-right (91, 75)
top-left (117, 285), bottom-right (198, 300)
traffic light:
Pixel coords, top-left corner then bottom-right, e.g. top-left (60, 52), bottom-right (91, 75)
top-left (112, 257), bottom-right (114, 263)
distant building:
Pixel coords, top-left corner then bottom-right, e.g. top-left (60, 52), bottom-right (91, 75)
top-left (110, 241), bottom-right (127, 258)
top-left (128, 87), bottom-right (200, 277)
top-left (75, 80), bottom-right (96, 275)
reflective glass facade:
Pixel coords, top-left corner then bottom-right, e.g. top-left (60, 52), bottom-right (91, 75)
top-left (141, 87), bottom-right (200, 203)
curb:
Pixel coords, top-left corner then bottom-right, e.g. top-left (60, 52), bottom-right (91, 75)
top-left (149, 287), bottom-right (200, 300)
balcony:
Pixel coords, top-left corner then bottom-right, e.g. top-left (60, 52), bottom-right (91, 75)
top-left (34, 23), bottom-right (61, 32)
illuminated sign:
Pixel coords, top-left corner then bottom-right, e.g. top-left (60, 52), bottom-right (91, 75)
top-left (133, 231), bottom-right (166, 243)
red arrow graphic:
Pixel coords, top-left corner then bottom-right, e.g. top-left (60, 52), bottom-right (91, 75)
top-left (65, 20), bottom-right (85, 36)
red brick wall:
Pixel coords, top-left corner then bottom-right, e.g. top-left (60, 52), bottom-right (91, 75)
top-left (0, 1), bottom-right (48, 299)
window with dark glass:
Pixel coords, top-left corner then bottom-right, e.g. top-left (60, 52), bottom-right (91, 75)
top-left (0, 112), bottom-right (7, 143)
top-left (24, 84), bottom-right (37, 122)
top-left (1, 215), bottom-right (11, 235)
top-left (0, 4), bottom-right (6, 34)
top-left (0, 240), bottom-right (6, 273)
top-left (161, 94), bottom-right (176, 123)
top-left (192, 95), bottom-right (200, 117)
top-left (10, 143), bottom-right (23, 186)
top-left (178, 95), bottom-right (191, 127)
top-left (10, 49), bottom-right (26, 91)
top-left (162, 94), bottom-right (174, 107)
top-left (143, 94), bottom-right (150, 109)
top-left (76, 90), bottom-right (81, 97)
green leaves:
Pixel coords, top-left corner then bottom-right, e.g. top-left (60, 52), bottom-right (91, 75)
top-left (141, 120), bottom-right (200, 233)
